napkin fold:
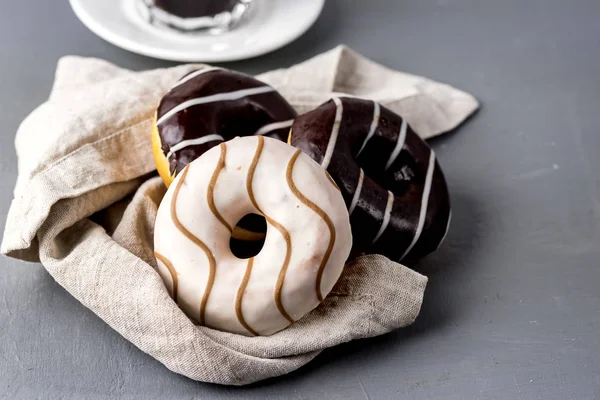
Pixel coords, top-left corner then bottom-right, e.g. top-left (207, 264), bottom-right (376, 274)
top-left (1, 45), bottom-right (477, 385)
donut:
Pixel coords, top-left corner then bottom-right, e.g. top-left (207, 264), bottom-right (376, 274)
top-left (152, 67), bottom-right (297, 242)
top-left (290, 97), bottom-right (451, 263)
top-left (152, 67), bottom-right (297, 187)
top-left (153, 136), bottom-right (352, 336)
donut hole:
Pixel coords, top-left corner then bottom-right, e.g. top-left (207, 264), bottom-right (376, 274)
top-left (217, 104), bottom-right (279, 142)
top-left (357, 141), bottom-right (423, 197)
top-left (229, 214), bottom-right (267, 259)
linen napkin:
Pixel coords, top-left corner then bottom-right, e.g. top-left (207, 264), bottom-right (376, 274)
top-left (1, 45), bottom-right (478, 385)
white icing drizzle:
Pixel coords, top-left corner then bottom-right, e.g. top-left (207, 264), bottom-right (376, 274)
top-left (372, 190), bottom-right (394, 245)
top-left (348, 168), bottom-right (365, 216)
top-left (166, 134), bottom-right (224, 160)
top-left (253, 119), bottom-right (294, 136)
top-left (435, 210), bottom-right (452, 250)
top-left (321, 97), bottom-right (344, 169)
top-left (157, 86), bottom-right (276, 126)
top-left (171, 67), bottom-right (223, 89)
top-left (384, 120), bottom-right (407, 171)
top-left (357, 101), bottom-right (380, 157)
top-left (401, 151), bottom-right (436, 260)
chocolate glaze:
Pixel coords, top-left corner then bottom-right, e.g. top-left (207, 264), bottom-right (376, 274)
top-left (154, 0), bottom-right (240, 18)
top-left (291, 97), bottom-right (451, 263)
top-left (157, 69), bottom-right (297, 177)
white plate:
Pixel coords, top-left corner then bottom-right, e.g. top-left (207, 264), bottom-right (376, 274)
top-left (70, 0), bottom-right (324, 62)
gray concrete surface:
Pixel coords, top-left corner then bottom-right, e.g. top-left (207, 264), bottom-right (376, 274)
top-left (1, 0), bottom-right (600, 398)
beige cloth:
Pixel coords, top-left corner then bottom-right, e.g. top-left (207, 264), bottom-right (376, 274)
top-left (1, 45), bottom-right (477, 385)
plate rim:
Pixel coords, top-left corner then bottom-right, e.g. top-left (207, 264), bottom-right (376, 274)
top-left (69, 0), bottom-right (325, 62)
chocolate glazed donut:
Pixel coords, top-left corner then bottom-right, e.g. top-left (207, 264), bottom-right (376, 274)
top-left (153, 67), bottom-right (297, 186)
top-left (153, 67), bottom-right (297, 244)
top-left (290, 97), bottom-right (451, 263)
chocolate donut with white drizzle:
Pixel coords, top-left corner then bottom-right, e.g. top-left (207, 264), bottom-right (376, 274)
top-left (152, 67), bottom-right (297, 242)
top-left (290, 97), bottom-right (451, 263)
top-left (152, 67), bottom-right (297, 187)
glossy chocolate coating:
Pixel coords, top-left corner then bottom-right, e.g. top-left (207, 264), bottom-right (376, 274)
top-left (156, 69), bottom-right (297, 177)
top-left (154, 0), bottom-right (240, 18)
top-left (291, 97), bottom-right (451, 263)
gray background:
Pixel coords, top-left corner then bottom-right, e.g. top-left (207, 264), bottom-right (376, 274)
top-left (1, 0), bottom-right (599, 398)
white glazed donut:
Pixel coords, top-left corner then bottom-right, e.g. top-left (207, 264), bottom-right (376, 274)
top-left (154, 136), bottom-right (352, 336)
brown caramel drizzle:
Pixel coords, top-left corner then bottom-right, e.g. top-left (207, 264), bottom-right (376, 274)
top-left (207, 143), bottom-right (232, 232)
top-left (154, 251), bottom-right (178, 303)
top-left (235, 258), bottom-right (259, 336)
top-left (286, 150), bottom-right (337, 302)
top-left (325, 170), bottom-right (341, 191)
top-left (247, 136), bottom-right (294, 323)
top-left (171, 165), bottom-right (217, 326)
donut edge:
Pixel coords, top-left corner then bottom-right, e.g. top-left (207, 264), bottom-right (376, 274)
top-left (152, 113), bottom-right (175, 187)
